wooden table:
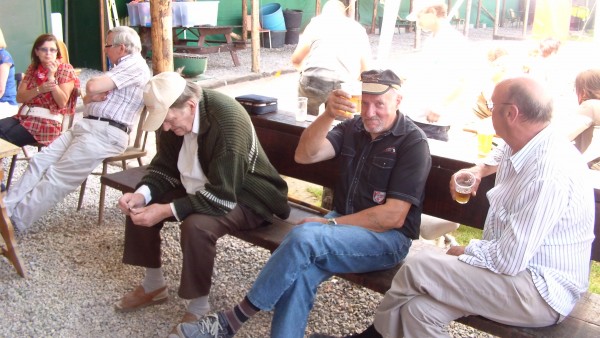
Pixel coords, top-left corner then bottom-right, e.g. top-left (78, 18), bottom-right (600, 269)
top-left (250, 110), bottom-right (600, 261)
top-left (137, 26), bottom-right (243, 67)
top-left (0, 139), bottom-right (26, 277)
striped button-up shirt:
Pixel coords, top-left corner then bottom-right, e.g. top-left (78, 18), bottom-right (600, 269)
top-left (85, 53), bottom-right (150, 128)
top-left (460, 127), bottom-right (595, 316)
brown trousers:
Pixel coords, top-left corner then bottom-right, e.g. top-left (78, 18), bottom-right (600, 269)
top-left (122, 188), bottom-right (266, 299)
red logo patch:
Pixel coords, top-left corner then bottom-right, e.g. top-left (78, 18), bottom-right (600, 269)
top-left (373, 191), bottom-right (386, 204)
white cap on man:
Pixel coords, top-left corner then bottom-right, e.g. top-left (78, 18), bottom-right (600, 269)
top-left (142, 72), bottom-right (187, 131)
top-left (406, 0), bottom-right (446, 21)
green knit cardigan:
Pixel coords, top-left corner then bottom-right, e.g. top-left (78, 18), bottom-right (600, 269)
top-left (139, 88), bottom-right (290, 222)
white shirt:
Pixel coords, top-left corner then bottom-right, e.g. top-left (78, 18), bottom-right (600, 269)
top-left (298, 12), bottom-right (371, 82)
top-left (400, 22), bottom-right (480, 127)
top-left (460, 127), bottom-right (595, 316)
top-left (136, 107), bottom-right (209, 220)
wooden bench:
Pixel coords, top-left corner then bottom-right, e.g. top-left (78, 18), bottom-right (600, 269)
top-left (101, 111), bottom-right (600, 337)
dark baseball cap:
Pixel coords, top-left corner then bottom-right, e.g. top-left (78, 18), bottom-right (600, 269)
top-left (361, 69), bottom-right (402, 95)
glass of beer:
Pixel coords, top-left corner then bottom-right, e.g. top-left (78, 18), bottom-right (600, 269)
top-left (477, 120), bottom-right (495, 157)
top-left (454, 170), bottom-right (476, 204)
top-left (477, 132), bottom-right (494, 157)
top-left (340, 81), bottom-right (362, 118)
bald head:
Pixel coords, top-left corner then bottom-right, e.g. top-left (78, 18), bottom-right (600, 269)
top-left (496, 77), bottom-right (553, 123)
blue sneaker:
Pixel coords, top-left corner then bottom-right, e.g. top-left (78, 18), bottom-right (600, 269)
top-left (175, 312), bottom-right (233, 338)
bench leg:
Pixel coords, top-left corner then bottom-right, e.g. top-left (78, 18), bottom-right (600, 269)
top-left (0, 191), bottom-right (27, 277)
top-left (77, 179), bottom-right (87, 211)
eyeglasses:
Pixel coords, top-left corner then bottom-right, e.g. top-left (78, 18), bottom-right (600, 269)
top-left (37, 47), bottom-right (58, 54)
top-left (486, 101), bottom-right (514, 112)
top-left (104, 44), bottom-right (120, 49)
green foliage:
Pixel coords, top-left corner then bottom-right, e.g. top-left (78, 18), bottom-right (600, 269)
top-left (306, 186), bottom-right (323, 207)
top-left (452, 226), bottom-right (599, 295)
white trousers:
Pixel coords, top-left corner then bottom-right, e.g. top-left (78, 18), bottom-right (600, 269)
top-left (5, 119), bottom-right (128, 230)
top-left (374, 250), bottom-right (560, 338)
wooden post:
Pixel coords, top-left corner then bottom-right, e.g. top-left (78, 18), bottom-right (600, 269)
top-left (500, 0), bottom-right (506, 27)
top-left (242, 0), bottom-right (248, 43)
top-left (251, 0), bottom-right (260, 73)
top-left (476, 0), bottom-right (482, 27)
top-left (100, 0), bottom-right (106, 72)
top-left (316, 0), bottom-right (321, 15)
top-left (522, 0), bottom-right (530, 36)
top-left (463, 0), bottom-right (472, 36)
top-left (493, 0), bottom-right (500, 36)
top-left (371, 0), bottom-right (379, 34)
top-left (150, 0), bottom-right (173, 75)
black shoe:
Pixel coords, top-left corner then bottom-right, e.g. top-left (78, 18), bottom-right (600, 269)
top-left (346, 324), bottom-right (383, 338)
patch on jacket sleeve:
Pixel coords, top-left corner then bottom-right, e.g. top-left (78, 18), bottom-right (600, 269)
top-left (373, 190), bottom-right (386, 204)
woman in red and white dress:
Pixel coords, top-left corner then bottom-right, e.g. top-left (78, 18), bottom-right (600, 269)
top-left (0, 33), bottom-right (79, 147)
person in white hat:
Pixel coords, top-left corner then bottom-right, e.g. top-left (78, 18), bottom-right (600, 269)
top-left (400, 0), bottom-right (476, 142)
top-left (399, 0), bottom-right (482, 249)
top-left (4, 26), bottom-right (150, 232)
top-left (114, 71), bottom-right (290, 334)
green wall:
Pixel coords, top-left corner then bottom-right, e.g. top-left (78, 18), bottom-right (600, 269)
top-left (1, 0), bottom-right (52, 73)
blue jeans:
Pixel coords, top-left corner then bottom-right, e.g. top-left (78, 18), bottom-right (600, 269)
top-left (246, 214), bottom-right (412, 338)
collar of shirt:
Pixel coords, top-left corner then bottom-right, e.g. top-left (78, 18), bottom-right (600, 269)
top-left (509, 126), bottom-right (552, 173)
top-left (191, 104), bottom-right (200, 134)
top-left (116, 53), bottom-right (133, 65)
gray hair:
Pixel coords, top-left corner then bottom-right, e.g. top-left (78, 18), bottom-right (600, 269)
top-left (109, 26), bottom-right (142, 54)
top-left (171, 81), bottom-right (203, 108)
top-left (505, 77), bottom-right (553, 123)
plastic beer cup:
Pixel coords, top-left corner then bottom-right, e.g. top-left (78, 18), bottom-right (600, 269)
top-left (454, 170), bottom-right (476, 204)
top-left (296, 97), bottom-right (308, 122)
top-left (340, 81), bottom-right (362, 118)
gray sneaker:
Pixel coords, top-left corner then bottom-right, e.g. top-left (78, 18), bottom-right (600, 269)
top-left (175, 312), bottom-right (233, 338)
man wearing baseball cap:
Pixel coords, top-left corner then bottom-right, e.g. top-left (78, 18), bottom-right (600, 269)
top-left (114, 72), bottom-right (290, 334)
top-left (173, 69), bottom-right (431, 338)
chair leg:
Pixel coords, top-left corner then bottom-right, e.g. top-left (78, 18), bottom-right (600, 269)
top-left (98, 182), bottom-right (107, 225)
top-left (77, 179), bottom-right (87, 211)
top-left (98, 163), bottom-right (110, 225)
top-left (6, 154), bottom-right (18, 191)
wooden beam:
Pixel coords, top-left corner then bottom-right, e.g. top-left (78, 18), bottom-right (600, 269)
top-left (476, 0), bottom-right (482, 27)
top-left (371, 0), bottom-right (379, 34)
top-left (251, 0), bottom-right (260, 73)
top-left (242, 0), bottom-right (248, 43)
top-left (522, 0), bottom-right (530, 36)
top-left (150, 0), bottom-right (173, 75)
top-left (463, 0), bottom-right (472, 35)
top-left (100, 0), bottom-right (106, 71)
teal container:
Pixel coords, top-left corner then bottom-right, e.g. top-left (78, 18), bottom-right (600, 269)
top-left (260, 3), bottom-right (286, 30)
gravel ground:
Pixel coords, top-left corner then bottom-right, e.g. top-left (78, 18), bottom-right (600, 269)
top-left (0, 158), bottom-right (495, 338)
top-left (3, 26), bottom-right (595, 338)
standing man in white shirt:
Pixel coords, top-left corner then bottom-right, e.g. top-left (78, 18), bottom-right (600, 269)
top-left (291, 0), bottom-right (371, 117)
top-left (400, 0), bottom-right (476, 142)
top-left (345, 76), bottom-right (595, 338)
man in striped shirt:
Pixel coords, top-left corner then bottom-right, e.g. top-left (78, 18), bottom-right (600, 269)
top-left (357, 76), bottom-right (595, 338)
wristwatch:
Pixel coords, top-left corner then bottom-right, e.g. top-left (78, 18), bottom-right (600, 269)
top-left (327, 218), bottom-right (337, 225)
